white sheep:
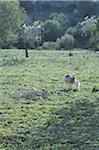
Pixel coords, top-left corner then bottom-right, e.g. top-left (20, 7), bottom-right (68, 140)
top-left (64, 73), bottom-right (75, 90)
top-left (64, 73), bottom-right (80, 91)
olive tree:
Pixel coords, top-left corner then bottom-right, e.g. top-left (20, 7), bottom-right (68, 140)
top-left (19, 21), bottom-right (43, 57)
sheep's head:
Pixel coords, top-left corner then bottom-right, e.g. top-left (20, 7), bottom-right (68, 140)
top-left (65, 74), bottom-right (70, 78)
top-left (64, 73), bottom-right (76, 83)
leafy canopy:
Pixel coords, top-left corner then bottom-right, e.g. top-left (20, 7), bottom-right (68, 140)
top-left (0, 0), bottom-right (24, 47)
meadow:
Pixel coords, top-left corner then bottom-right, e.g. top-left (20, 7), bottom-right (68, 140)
top-left (0, 49), bottom-right (99, 150)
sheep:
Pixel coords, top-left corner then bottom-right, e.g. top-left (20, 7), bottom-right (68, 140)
top-left (64, 73), bottom-right (80, 91)
top-left (64, 73), bottom-right (75, 90)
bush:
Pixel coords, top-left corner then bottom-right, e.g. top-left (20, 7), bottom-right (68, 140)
top-left (56, 34), bottom-right (75, 50)
top-left (60, 34), bottom-right (75, 50)
top-left (38, 42), bottom-right (56, 50)
top-left (56, 38), bottom-right (61, 50)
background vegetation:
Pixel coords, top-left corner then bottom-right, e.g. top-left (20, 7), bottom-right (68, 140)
top-left (0, 0), bottom-right (99, 50)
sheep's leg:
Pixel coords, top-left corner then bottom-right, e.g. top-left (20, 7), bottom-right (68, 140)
top-left (66, 83), bottom-right (71, 91)
top-left (65, 83), bottom-right (73, 91)
top-left (69, 83), bottom-right (73, 90)
top-left (66, 83), bottom-right (69, 91)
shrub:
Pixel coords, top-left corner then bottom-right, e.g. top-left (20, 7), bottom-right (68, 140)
top-left (56, 34), bottom-right (75, 50)
top-left (38, 42), bottom-right (56, 50)
top-left (56, 38), bottom-right (61, 50)
top-left (60, 34), bottom-right (75, 50)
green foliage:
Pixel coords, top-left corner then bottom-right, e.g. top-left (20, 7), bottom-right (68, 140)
top-left (49, 13), bottom-right (69, 33)
top-left (20, 1), bottom-right (99, 25)
top-left (56, 38), bottom-right (61, 50)
top-left (61, 34), bottom-right (75, 49)
top-left (0, 1), bottom-right (99, 50)
top-left (18, 21), bottom-right (42, 49)
top-left (43, 19), bottom-right (61, 42)
top-left (77, 1), bottom-right (97, 18)
top-left (66, 26), bottom-right (77, 37)
top-left (49, 13), bottom-right (67, 25)
top-left (68, 16), bottom-right (99, 49)
top-left (56, 34), bottom-right (75, 50)
top-left (38, 42), bottom-right (56, 50)
top-left (0, 0), bottom-right (24, 48)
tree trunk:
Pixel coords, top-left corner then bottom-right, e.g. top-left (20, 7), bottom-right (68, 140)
top-left (25, 49), bottom-right (29, 58)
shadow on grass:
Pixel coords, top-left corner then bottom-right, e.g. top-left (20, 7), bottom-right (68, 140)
top-left (0, 99), bottom-right (99, 150)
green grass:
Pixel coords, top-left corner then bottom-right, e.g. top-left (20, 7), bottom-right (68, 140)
top-left (0, 49), bottom-right (99, 150)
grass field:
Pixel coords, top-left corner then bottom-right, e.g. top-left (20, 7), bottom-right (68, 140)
top-left (0, 49), bottom-right (99, 150)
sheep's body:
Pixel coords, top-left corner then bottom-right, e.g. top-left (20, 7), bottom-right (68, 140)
top-left (64, 73), bottom-right (80, 91)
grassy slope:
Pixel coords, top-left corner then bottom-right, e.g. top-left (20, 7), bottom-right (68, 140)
top-left (0, 49), bottom-right (99, 150)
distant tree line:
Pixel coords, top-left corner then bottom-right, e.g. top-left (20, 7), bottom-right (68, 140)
top-left (0, 0), bottom-right (99, 50)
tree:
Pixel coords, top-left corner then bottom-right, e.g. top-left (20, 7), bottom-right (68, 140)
top-left (42, 20), bottom-right (61, 42)
top-left (75, 16), bottom-right (98, 49)
top-left (49, 13), bottom-right (69, 34)
top-left (0, 0), bottom-right (24, 48)
top-left (91, 17), bottom-right (99, 50)
top-left (76, 1), bottom-right (96, 18)
top-left (19, 21), bottom-right (43, 57)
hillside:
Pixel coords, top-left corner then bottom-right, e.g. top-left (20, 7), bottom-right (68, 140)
top-left (20, 1), bottom-right (99, 21)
